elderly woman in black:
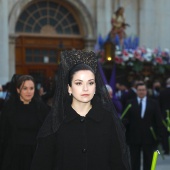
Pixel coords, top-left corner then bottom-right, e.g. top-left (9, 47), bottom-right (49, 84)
top-left (0, 75), bottom-right (49, 170)
top-left (31, 50), bottom-right (131, 170)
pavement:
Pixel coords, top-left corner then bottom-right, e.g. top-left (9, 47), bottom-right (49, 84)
top-left (155, 154), bottom-right (170, 170)
top-left (140, 152), bottom-right (170, 170)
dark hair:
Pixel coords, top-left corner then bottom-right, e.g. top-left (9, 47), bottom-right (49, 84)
top-left (16, 75), bottom-right (36, 89)
top-left (115, 7), bottom-right (124, 17)
top-left (68, 63), bottom-right (95, 86)
top-left (136, 82), bottom-right (147, 89)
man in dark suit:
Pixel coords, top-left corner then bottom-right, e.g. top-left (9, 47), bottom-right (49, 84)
top-left (159, 78), bottom-right (170, 154)
top-left (123, 83), bottom-right (163, 170)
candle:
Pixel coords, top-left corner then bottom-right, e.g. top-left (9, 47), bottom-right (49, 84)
top-left (151, 150), bottom-right (160, 170)
top-left (150, 126), bottom-right (165, 160)
top-left (120, 104), bottom-right (132, 120)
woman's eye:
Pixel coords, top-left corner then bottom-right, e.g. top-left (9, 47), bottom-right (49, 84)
top-left (75, 82), bottom-right (81, 85)
top-left (89, 82), bottom-right (95, 85)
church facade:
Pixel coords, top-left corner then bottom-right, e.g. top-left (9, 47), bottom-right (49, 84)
top-left (0, 0), bottom-right (169, 84)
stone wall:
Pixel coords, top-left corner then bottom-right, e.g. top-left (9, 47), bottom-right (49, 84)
top-left (1, 0), bottom-right (170, 84)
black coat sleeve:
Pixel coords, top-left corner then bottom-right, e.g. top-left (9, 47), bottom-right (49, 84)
top-left (0, 103), bottom-right (12, 169)
top-left (31, 133), bottom-right (56, 170)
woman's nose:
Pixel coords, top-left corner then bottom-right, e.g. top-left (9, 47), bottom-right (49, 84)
top-left (83, 84), bottom-right (88, 91)
top-left (27, 89), bottom-right (33, 93)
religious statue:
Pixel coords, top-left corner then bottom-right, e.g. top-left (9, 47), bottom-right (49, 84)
top-left (110, 7), bottom-right (130, 46)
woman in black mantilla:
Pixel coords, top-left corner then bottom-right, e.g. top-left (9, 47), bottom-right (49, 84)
top-left (0, 75), bottom-right (49, 170)
top-left (31, 50), bottom-right (131, 170)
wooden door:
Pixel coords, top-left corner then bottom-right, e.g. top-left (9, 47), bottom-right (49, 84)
top-left (15, 35), bottom-right (84, 80)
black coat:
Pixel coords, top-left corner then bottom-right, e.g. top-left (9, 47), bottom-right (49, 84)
top-left (0, 98), bottom-right (49, 170)
top-left (123, 97), bottom-right (163, 145)
top-left (159, 87), bottom-right (170, 117)
top-left (31, 104), bottom-right (129, 170)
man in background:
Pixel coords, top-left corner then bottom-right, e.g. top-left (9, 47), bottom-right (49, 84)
top-left (123, 83), bottom-right (163, 170)
top-left (159, 78), bottom-right (170, 154)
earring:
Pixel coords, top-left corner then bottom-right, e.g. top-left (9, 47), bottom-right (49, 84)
top-left (69, 93), bottom-right (71, 96)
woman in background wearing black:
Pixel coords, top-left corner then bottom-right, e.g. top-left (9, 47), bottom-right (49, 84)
top-left (0, 75), bottom-right (49, 170)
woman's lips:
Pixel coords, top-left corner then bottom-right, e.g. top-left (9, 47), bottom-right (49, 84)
top-left (81, 94), bottom-right (90, 96)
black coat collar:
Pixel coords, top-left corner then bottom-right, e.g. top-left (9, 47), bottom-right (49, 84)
top-left (64, 103), bottom-right (103, 123)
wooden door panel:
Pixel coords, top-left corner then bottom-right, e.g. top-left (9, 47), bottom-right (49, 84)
top-left (15, 36), bottom-right (84, 79)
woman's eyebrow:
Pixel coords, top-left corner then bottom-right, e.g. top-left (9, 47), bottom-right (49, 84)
top-left (74, 79), bottom-right (94, 82)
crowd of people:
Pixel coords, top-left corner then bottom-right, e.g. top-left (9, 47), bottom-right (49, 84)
top-left (0, 50), bottom-right (170, 170)
top-left (114, 78), bottom-right (170, 169)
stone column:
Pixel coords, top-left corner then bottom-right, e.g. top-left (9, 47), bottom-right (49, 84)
top-left (9, 36), bottom-right (16, 79)
top-left (0, 0), bottom-right (9, 85)
top-left (96, 0), bottom-right (112, 37)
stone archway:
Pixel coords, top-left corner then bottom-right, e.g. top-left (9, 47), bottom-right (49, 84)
top-left (8, 0), bottom-right (96, 79)
top-left (9, 0), bottom-right (95, 39)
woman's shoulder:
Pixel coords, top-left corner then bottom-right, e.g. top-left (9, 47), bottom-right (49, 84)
top-left (1, 99), bottom-right (16, 114)
top-left (96, 103), bottom-right (116, 121)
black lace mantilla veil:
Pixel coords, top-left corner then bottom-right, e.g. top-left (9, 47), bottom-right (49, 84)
top-left (38, 50), bottom-right (131, 170)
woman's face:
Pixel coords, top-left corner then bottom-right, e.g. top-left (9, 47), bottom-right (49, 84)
top-left (68, 70), bottom-right (96, 104)
top-left (17, 80), bottom-right (35, 104)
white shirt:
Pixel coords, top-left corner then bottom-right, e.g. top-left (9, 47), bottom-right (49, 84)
top-left (137, 96), bottom-right (147, 118)
top-left (0, 91), bottom-right (6, 99)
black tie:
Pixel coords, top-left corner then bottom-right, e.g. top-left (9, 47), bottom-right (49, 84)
top-left (139, 99), bottom-right (142, 117)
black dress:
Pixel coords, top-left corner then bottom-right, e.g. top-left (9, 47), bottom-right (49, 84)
top-left (31, 104), bottom-right (127, 170)
top-left (0, 98), bottom-right (48, 170)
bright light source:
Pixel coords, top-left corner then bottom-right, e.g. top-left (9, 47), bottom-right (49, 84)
top-left (107, 57), bottom-right (112, 61)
